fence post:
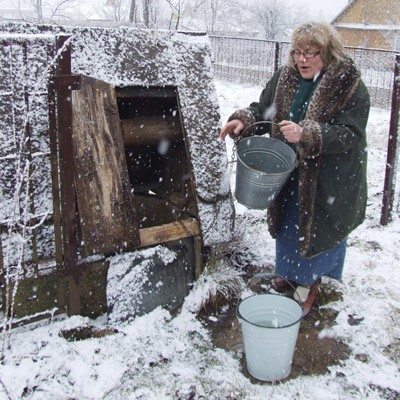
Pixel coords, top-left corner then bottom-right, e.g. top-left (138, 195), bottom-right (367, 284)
top-left (274, 42), bottom-right (280, 72)
top-left (380, 54), bottom-right (400, 225)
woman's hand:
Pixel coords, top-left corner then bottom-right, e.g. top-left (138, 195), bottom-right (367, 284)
top-left (220, 119), bottom-right (245, 140)
top-left (279, 120), bottom-right (304, 143)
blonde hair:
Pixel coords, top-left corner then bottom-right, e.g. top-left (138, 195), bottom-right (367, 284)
top-left (287, 22), bottom-right (348, 70)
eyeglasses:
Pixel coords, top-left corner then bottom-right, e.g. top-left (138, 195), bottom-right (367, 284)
top-left (290, 49), bottom-right (320, 59)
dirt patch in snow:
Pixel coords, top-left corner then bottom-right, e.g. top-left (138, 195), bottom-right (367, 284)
top-left (198, 268), bottom-right (351, 383)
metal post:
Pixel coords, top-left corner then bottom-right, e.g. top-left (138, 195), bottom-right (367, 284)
top-left (274, 42), bottom-right (280, 73)
top-left (54, 36), bottom-right (79, 273)
top-left (380, 54), bottom-right (400, 225)
top-left (48, 51), bottom-right (63, 271)
top-left (49, 36), bottom-right (82, 315)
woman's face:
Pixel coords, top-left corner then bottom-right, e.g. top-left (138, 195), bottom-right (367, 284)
top-left (291, 46), bottom-right (324, 80)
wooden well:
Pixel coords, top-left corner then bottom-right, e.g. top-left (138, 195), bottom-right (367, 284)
top-left (0, 24), bottom-right (235, 325)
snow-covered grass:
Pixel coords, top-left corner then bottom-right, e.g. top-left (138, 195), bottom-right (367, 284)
top-left (0, 79), bottom-right (399, 400)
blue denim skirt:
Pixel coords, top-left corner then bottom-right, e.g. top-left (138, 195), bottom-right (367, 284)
top-left (275, 174), bottom-right (347, 286)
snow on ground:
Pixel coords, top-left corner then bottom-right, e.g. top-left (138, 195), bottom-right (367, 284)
top-left (0, 80), bottom-right (399, 400)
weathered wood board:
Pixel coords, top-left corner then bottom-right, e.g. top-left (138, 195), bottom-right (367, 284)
top-left (72, 75), bottom-right (140, 256)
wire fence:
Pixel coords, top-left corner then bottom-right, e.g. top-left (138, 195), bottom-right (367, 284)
top-left (209, 36), bottom-right (400, 222)
top-left (209, 35), bottom-right (398, 110)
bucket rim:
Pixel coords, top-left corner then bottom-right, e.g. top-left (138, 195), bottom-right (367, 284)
top-left (236, 135), bottom-right (291, 149)
top-left (236, 293), bottom-right (302, 329)
top-left (236, 136), bottom-right (296, 177)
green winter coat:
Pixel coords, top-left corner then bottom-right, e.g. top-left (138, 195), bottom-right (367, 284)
top-left (229, 59), bottom-right (370, 257)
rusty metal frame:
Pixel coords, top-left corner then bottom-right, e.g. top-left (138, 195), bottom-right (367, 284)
top-left (47, 36), bottom-right (83, 315)
top-left (381, 54), bottom-right (400, 225)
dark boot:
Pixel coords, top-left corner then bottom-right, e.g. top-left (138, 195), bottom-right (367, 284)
top-left (273, 277), bottom-right (297, 293)
top-left (294, 279), bottom-right (320, 318)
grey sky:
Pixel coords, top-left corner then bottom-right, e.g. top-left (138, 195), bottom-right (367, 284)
top-left (294, 0), bottom-right (349, 21)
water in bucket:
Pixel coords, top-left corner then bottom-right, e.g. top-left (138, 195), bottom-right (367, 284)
top-left (237, 293), bottom-right (302, 381)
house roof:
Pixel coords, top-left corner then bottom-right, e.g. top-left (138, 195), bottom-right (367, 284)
top-left (332, 0), bottom-right (355, 22)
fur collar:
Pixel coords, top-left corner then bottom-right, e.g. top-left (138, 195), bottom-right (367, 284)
top-left (271, 57), bottom-right (361, 135)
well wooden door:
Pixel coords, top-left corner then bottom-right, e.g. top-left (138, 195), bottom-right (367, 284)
top-left (71, 75), bottom-right (140, 256)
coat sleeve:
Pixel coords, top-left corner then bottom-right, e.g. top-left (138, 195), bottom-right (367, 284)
top-left (226, 69), bottom-right (283, 136)
top-left (298, 80), bottom-right (370, 159)
top-left (248, 69), bottom-right (282, 121)
top-left (319, 80), bottom-right (370, 155)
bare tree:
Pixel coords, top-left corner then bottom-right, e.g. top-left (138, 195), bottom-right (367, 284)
top-left (102, 0), bottom-right (130, 22)
top-left (28, 0), bottom-right (77, 23)
top-left (183, 0), bottom-right (207, 30)
top-left (129, 0), bottom-right (137, 23)
top-left (165, 0), bottom-right (184, 30)
top-left (33, 0), bottom-right (44, 21)
top-left (142, 0), bottom-right (150, 26)
top-left (201, 0), bottom-right (233, 33)
top-left (208, 0), bottom-right (218, 32)
top-left (244, 0), bottom-right (294, 40)
top-left (141, 0), bottom-right (160, 27)
top-left (165, 0), bottom-right (207, 30)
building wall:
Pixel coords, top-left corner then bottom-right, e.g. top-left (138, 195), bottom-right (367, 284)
top-left (333, 0), bottom-right (400, 50)
top-left (337, 27), bottom-right (395, 49)
top-left (335, 0), bottom-right (400, 24)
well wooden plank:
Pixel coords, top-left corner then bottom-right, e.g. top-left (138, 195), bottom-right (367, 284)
top-left (72, 75), bottom-right (140, 256)
top-left (139, 219), bottom-right (201, 248)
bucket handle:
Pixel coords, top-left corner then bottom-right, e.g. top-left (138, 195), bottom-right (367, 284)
top-left (233, 120), bottom-right (281, 146)
top-left (247, 272), bottom-right (298, 293)
top-left (233, 121), bottom-right (300, 170)
top-left (236, 272), bottom-right (302, 328)
top-left (229, 121), bottom-right (281, 165)
top-left (241, 120), bottom-right (281, 138)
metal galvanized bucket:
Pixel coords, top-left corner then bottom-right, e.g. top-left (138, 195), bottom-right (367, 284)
top-left (237, 293), bottom-right (302, 381)
top-left (235, 123), bottom-right (296, 209)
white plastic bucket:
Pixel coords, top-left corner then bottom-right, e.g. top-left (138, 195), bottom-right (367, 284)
top-left (237, 293), bottom-right (302, 381)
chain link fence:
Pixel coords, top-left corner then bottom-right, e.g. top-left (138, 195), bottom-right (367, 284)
top-left (209, 35), bottom-right (398, 110)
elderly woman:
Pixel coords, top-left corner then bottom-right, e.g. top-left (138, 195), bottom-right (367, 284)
top-left (220, 22), bottom-right (370, 317)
